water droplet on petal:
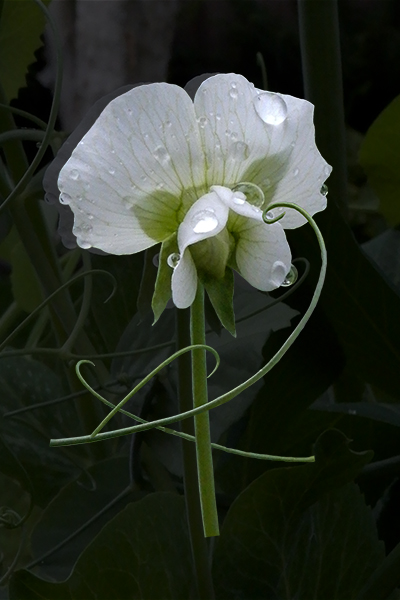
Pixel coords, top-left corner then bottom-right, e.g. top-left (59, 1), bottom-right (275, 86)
top-left (59, 192), bottom-right (72, 205)
top-left (253, 92), bottom-right (288, 125)
top-left (216, 113), bottom-right (221, 121)
top-left (197, 116), bottom-right (208, 128)
top-left (156, 182), bottom-right (165, 190)
top-left (88, 214), bottom-right (94, 220)
top-left (78, 240), bottom-right (92, 250)
top-left (320, 183), bottom-right (328, 196)
top-left (191, 209), bottom-right (219, 234)
top-left (281, 264), bottom-right (298, 287)
top-left (229, 89), bottom-right (238, 99)
top-left (293, 168), bottom-right (299, 177)
top-left (232, 182), bottom-right (265, 208)
top-left (269, 261), bottom-right (288, 287)
top-left (266, 211), bottom-right (275, 220)
top-left (167, 253), bottom-right (181, 268)
top-left (233, 192), bottom-right (246, 205)
top-left (70, 169), bottom-right (80, 180)
top-left (229, 141), bottom-right (250, 161)
top-left (153, 146), bottom-right (171, 165)
top-left (231, 82), bottom-right (237, 88)
top-left (108, 168), bottom-right (115, 175)
top-left (166, 120), bottom-right (172, 128)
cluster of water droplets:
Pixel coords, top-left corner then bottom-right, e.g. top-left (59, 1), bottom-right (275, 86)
top-left (253, 92), bottom-right (288, 126)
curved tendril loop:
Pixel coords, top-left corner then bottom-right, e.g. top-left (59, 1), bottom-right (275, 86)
top-left (0, 0), bottom-right (63, 214)
top-left (0, 269), bottom-right (117, 353)
top-left (50, 203), bottom-right (326, 460)
top-left (74, 361), bottom-right (314, 463)
top-left (77, 342), bottom-right (221, 438)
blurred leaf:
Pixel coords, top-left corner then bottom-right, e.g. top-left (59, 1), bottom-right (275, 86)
top-left (363, 228), bottom-right (400, 290)
top-left (11, 493), bottom-right (194, 600)
top-left (213, 430), bottom-right (378, 600)
top-left (30, 457), bottom-right (144, 581)
top-left (0, 227), bottom-right (42, 312)
top-left (289, 193), bottom-right (400, 402)
top-left (0, 0), bottom-right (51, 102)
top-left (314, 401), bottom-right (400, 427)
top-left (218, 303), bottom-right (344, 490)
top-left (359, 94), bottom-right (400, 226)
top-left (0, 356), bottom-right (79, 505)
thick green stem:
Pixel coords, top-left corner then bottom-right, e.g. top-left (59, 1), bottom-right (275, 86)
top-left (190, 283), bottom-right (219, 538)
top-left (176, 308), bottom-right (215, 598)
top-left (298, 0), bottom-right (348, 216)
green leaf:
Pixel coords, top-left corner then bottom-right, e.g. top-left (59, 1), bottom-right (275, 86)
top-left (204, 268), bottom-right (236, 336)
top-left (0, 0), bottom-right (51, 102)
top-left (29, 457), bottom-right (143, 581)
top-left (213, 431), bottom-right (379, 600)
top-left (11, 493), bottom-right (194, 600)
top-left (0, 356), bottom-right (79, 506)
top-left (359, 94), bottom-right (400, 226)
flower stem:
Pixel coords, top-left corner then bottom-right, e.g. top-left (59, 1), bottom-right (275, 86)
top-left (176, 308), bottom-right (215, 599)
top-left (297, 0), bottom-right (348, 216)
top-left (190, 283), bottom-right (219, 538)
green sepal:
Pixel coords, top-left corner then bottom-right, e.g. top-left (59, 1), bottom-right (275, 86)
top-left (151, 233), bottom-right (178, 324)
top-left (137, 244), bottom-right (160, 320)
top-left (203, 268), bottom-right (236, 337)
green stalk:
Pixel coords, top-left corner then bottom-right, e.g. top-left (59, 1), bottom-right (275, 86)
top-left (176, 308), bottom-right (215, 598)
top-left (298, 0), bottom-right (348, 216)
top-left (190, 283), bottom-right (219, 538)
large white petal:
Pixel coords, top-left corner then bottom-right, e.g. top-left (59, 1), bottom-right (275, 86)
top-left (233, 217), bottom-right (292, 292)
top-left (171, 249), bottom-right (198, 309)
top-left (193, 74), bottom-right (330, 229)
top-left (58, 83), bottom-right (206, 254)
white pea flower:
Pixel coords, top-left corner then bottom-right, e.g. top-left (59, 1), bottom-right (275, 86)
top-left (57, 73), bottom-right (330, 313)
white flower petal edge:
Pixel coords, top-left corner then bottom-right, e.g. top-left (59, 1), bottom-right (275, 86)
top-left (58, 83), bottom-right (206, 254)
top-left (234, 218), bottom-right (292, 291)
top-left (193, 74), bottom-right (331, 228)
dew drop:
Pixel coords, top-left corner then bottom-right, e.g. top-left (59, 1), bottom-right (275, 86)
top-left (269, 261), bottom-right (288, 287)
top-left (216, 113), bottom-right (221, 121)
top-left (79, 240), bottom-right (92, 250)
top-left (165, 120), bottom-right (172, 128)
top-left (320, 183), bottom-right (328, 196)
top-left (88, 214), bottom-right (94, 220)
top-left (70, 169), bottom-right (80, 180)
top-left (156, 182), bottom-right (165, 190)
top-left (265, 211), bottom-right (275, 220)
top-left (229, 141), bottom-right (250, 161)
top-left (229, 89), bottom-right (238, 99)
top-left (281, 264), bottom-right (298, 287)
top-left (153, 253), bottom-right (160, 267)
top-left (231, 82), bottom-right (237, 88)
top-left (293, 168), bottom-right (299, 177)
top-left (233, 192), bottom-right (246, 205)
top-left (253, 92), bottom-right (288, 125)
top-left (197, 116), bottom-right (208, 128)
top-left (191, 209), bottom-right (219, 234)
top-left (108, 168), bottom-right (115, 175)
top-left (59, 192), bottom-right (72, 205)
top-left (167, 253), bottom-right (181, 268)
top-left (153, 145), bottom-right (171, 165)
top-left (231, 182), bottom-right (265, 208)
top-left (263, 177), bottom-right (271, 189)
